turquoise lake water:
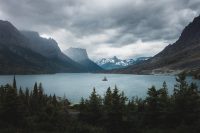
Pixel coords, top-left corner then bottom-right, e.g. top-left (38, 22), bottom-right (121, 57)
top-left (0, 73), bottom-right (199, 103)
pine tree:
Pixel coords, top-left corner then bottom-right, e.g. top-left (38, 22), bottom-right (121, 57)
top-left (0, 85), bottom-right (5, 123)
top-left (146, 86), bottom-right (158, 111)
top-left (145, 86), bottom-right (159, 126)
top-left (79, 97), bottom-right (85, 111)
top-left (38, 83), bottom-right (43, 96)
top-left (104, 87), bottom-right (112, 111)
top-left (52, 94), bottom-right (58, 107)
top-left (79, 97), bottom-right (87, 121)
top-left (107, 86), bottom-right (127, 132)
top-left (38, 83), bottom-right (44, 107)
top-left (173, 73), bottom-right (200, 125)
top-left (159, 81), bottom-right (169, 108)
top-left (13, 75), bottom-right (17, 89)
top-left (1, 85), bottom-right (24, 127)
top-left (88, 88), bottom-right (102, 124)
top-left (25, 88), bottom-right (29, 106)
top-left (30, 82), bottom-right (39, 113)
top-left (0, 85), bottom-right (5, 104)
top-left (33, 82), bottom-right (38, 97)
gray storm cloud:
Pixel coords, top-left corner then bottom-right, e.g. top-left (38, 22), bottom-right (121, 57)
top-left (0, 0), bottom-right (199, 59)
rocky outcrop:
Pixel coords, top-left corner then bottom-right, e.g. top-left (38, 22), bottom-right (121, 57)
top-left (64, 48), bottom-right (103, 72)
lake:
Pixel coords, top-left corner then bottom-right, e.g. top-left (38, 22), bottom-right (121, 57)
top-left (0, 73), bottom-right (199, 103)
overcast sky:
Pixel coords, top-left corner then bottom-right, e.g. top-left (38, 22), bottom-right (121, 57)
top-left (0, 0), bottom-right (200, 60)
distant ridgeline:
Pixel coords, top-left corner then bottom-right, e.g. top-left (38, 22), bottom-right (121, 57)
top-left (0, 73), bottom-right (200, 132)
top-left (96, 56), bottom-right (150, 70)
top-left (0, 20), bottom-right (102, 74)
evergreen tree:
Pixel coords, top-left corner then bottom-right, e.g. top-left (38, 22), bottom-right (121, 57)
top-left (79, 97), bottom-right (88, 121)
top-left (104, 87), bottom-right (112, 111)
top-left (38, 83), bottom-right (43, 96)
top-left (159, 81), bottom-right (168, 99)
top-left (33, 82), bottom-right (38, 97)
top-left (106, 86), bottom-right (127, 132)
top-left (25, 88), bottom-right (29, 106)
top-left (38, 83), bottom-right (44, 107)
top-left (173, 73), bottom-right (200, 125)
top-left (13, 75), bottom-right (17, 89)
top-left (145, 86), bottom-right (159, 126)
top-left (30, 82), bottom-right (39, 113)
top-left (146, 86), bottom-right (158, 111)
top-left (158, 81), bottom-right (169, 110)
top-left (52, 94), bottom-right (58, 107)
top-left (1, 85), bottom-right (24, 127)
top-left (126, 97), bottom-right (137, 121)
top-left (87, 88), bottom-right (102, 124)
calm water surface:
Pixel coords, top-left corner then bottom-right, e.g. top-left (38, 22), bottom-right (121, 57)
top-left (0, 73), bottom-right (199, 103)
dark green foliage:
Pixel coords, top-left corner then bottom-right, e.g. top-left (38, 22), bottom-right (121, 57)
top-left (172, 73), bottom-right (200, 126)
top-left (13, 75), bottom-right (17, 89)
top-left (78, 73), bottom-right (200, 133)
top-left (0, 73), bottom-right (200, 133)
top-left (0, 78), bottom-right (70, 133)
top-left (79, 88), bottom-right (102, 125)
top-left (0, 85), bottom-right (24, 128)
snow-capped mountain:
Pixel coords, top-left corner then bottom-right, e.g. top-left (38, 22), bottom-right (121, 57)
top-left (96, 56), bottom-right (150, 70)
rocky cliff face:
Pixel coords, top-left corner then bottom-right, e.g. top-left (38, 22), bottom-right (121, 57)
top-left (64, 48), bottom-right (103, 72)
top-left (64, 48), bottom-right (89, 62)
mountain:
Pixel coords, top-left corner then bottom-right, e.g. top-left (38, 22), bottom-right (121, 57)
top-left (96, 56), bottom-right (150, 70)
top-left (21, 31), bottom-right (61, 58)
top-left (112, 15), bottom-right (200, 75)
top-left (20, 31), bottom-right (80, 64)
top-left (64, 48), bottom-right (103, 72)
top-left (0, 20), bottom-right (84, 74)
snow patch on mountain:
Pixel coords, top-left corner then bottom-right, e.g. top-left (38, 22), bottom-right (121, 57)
top-left (96, 56), bottom-right (150, 70)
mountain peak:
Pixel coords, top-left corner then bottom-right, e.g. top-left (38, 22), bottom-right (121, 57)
top-left (21, 31), bottom-right (40, 38)
top-left (96, 56), bottom-right (150, 70)
top-left (178, 15), bottom-right (200, 44)
top-left (112, 56), bottom-right (118, 59)
top-left (112, 56), bottom-right (119, 61)
top-left (21, 30), bottom-right (61, 58)
top-left (64, 47), bottom-right (102, 72)
top-left (64, 47), bottom-right (89, 62)
top-left (115, 15), bottom-right (200, 74)
top-left (0, 20), bottom-right (20, 35)
top-left (0, 20), bottom-right (14, 27)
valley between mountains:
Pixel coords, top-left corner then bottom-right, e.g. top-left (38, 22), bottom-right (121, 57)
top-left (0, 15), bottom-right (200, 78)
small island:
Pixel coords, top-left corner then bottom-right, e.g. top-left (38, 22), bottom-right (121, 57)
top-left (102, 76), bottom-right (108, 81)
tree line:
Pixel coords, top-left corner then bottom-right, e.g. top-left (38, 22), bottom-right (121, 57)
top-left (0, 73), bottom-right (200, 133)
top-left (0, 76), bottom-right (70, 133)
top-left (77, 73), bottom-right (200, 133)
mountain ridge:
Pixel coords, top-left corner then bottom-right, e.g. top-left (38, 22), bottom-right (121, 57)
top-left (96, 56), bottom-right (150, 70)
top-left (0, 20), bottom-right (85, 74)
top-left (111, 15), bottom-right (200, 75)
